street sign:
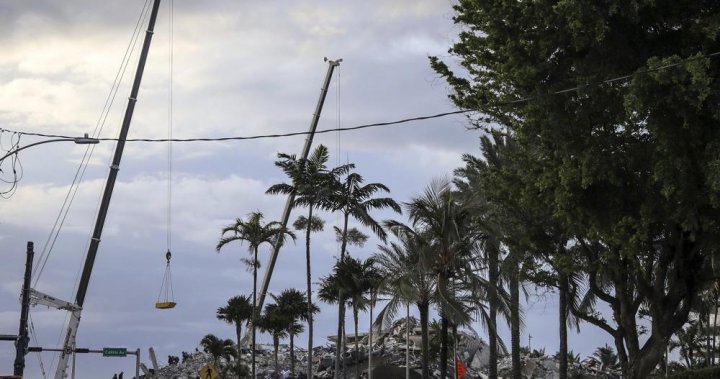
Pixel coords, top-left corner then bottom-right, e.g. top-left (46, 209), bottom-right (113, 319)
top-left (102, 347), bottom-right (127, 357)
top-left (198, 363), bottom-right (219, 379)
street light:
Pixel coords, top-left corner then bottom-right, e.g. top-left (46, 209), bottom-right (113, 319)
top-left (0, 133), bottom-right (100, 164)
top-left (0, 133), bottom-right (100, 198)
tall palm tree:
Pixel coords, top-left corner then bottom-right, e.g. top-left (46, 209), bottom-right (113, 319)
top-left (257, 302), bottom-right (289, 375)
top-left (267, 144), bottom-right (351, 379)
top-left (272, 288), bottom-right (318, 378)
top-left (387, 178), bottom-right (480, 379)
top-left (318, 261), bottom-right (353, 378)
top-left (455, 134), bottom-right (527, 379)
top-left (328, 169), bottom-right (401, 376)
top-left (216, 294), bottom-right (253, 379)
top-left (200, 334), bottom-right (237, 369)
top-left (217, 211), bottom-right (296, 379)
top-left (373, 228), bottom-right (436, 379)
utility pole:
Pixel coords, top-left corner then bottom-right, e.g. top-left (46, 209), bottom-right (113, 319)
top-left (13, 241), bottom-right (34, 377)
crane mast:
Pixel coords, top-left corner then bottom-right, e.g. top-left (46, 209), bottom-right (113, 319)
top-left (53, 1), bottom-right (162, 377)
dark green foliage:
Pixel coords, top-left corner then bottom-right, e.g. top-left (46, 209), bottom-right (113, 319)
top-left (200, 334), bottom-right (236, 368)
top-left (267, 144), bottom-right (352, 379)
top-left (373, 226), bottom-right (435, 379)
top-left (432, 2), bottom-right (720, 378)
top-left (272, 288), bottom-right (316, 378)
top-left (216, 294), bottom-right (253, 379)
top-left (217, 212), bottom-right (295, 379)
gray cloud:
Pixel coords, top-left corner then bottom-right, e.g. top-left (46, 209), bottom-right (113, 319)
top-left (0, 2), bottom-right (614, 378)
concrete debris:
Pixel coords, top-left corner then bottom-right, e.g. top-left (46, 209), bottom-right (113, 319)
top-left (143, 318), bottom-right (577, 379)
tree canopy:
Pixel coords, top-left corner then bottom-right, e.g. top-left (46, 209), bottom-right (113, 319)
top-left (432, 2), bottom-right (720, 378)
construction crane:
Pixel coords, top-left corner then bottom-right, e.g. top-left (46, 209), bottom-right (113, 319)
top-left (254, 57), bottom-right (342, 317)
top-left (39, 1), bottom-right (163, 377)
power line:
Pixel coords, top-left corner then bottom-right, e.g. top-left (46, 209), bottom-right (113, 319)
top-left (0, 109), bottom-right (473, 143)
top-left (2, 49), bottom-right (718, 144)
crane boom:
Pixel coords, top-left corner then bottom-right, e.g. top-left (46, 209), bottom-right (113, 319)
top-left (254, 58), bottom-right (342, 315)
top-left (54, 1), bottom-right (162, 377)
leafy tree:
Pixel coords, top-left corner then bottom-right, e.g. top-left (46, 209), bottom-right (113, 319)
top-left (257, 302), bottom-right (289, 374)
top-left (328, 169), bottom-right (400, 376)
top-left (320, 256), bottom-right (381, 379)
top-left (386, 178), bottom-right (483, 379)
top-left (593, 344), bottom-right (619, 371)
top-left (670, 319), bottom-right (707, 368)
top-left (455, 134), bottom-right (524, 379)
top-left (373, 228), bottom-right (436, 379)
top-left (457, 126), bottom-right (589, 379)
top-left (272, 288), bottom-right (317, 378)
top-left (431, 2), bottom-right (720, 378)
top-left (217, 211), bottom-right (295, 379)
top-left (200, 334), bottom-right (236, 369)
top-left (216, 294), bottom-right (253, 379)
top-left (267, 144), bottom-right (351, 379)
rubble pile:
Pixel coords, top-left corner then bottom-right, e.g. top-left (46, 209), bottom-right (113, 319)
top-left (146, 318), bottom-right (572, 378)
top-left (152, 350), bottom-right (217, 378)
top-left (498, 355), bottom-right (560, 379)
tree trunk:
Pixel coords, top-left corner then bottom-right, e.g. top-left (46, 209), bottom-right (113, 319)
top-left (274, 336), bottom-right (280, 374)
top-left (488, 245), bottom-right (499, 379)
top-left (627, 340), bottom-right (666, 379)
top-left (354, 307), bottom-right (360, 379)
top-left (510, 261), bottom-right (521, 379)
top-left (707, 312), bottom-right (712, 367)
top-left (236, 322), bottom-right (243, 379)
top-left (335, 296), bottom-right (345, 379)
top-left (252, 247), bottom-right (258, 379)
top-left (419, 301), bottom-right (430, 379)
top-left (452, 324), bottom-right (458, 379)
top-left (290, 333), bottom-right (296, 379)
top-left (558, 274), bottom-right (568, 379)
top-left (306, 206), bottom-right (314, 379)
top-left (714, 294), bottom-right (718, 365)
top-left (336, 214), bottom-right (350, 379)
top-left (440, 317), bottom-right (449, 379)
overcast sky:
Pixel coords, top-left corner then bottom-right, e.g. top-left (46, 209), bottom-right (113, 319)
top-left (0, 1), bottom-right (614, 378)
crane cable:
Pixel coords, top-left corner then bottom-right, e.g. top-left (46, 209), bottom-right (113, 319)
top-left (27, 2), bottom-right (153, 375)
top-left (32, 0), bottom-right (152, 287)
top-left (157, 0), bottom-right (176, 307)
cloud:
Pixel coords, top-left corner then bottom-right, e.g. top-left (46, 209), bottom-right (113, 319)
top-left (0, 2), bottom-right (529, 378)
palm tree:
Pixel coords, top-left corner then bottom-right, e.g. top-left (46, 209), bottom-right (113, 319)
top-left (328, 169), bottom-right (401, 376)
top-left (200, 334), bottom-right (237, 369)
top-left (257, 302), bottom-right (289, 375)
top-left (216, 211), bottom-right (296, 379)
top-left (319, 256), bottom-right (380, 379)
top-left (455, 134), bottom-right (529, 379)
top-left (318, 261), bottom-right (353, 378)
top-left (272, 288), bottom-right (317, 378)
top-left (216, 294), bottom-right (253, 378)
top-left (387, 178), bottom-right (480, 379)
top-left (373, 228), bottom-right (436, 379)
top-left (593, 344), bottom-right (619, 371)
top-left (267, 144), bottom-right (351, 379)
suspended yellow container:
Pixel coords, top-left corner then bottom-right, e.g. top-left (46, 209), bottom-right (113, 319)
top-left (156, 250), bottom-right (176, 310)
top-left (155, 301), bottom-right (176, 309)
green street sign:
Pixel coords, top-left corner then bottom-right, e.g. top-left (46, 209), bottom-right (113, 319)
top-left (102, 347), bottom-right (127, 357)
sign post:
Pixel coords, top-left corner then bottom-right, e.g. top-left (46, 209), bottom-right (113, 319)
top-left (102, 347), bottom-right (128, 357)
